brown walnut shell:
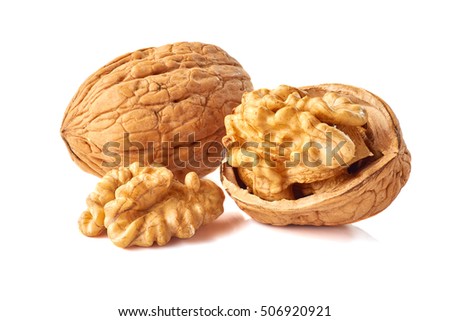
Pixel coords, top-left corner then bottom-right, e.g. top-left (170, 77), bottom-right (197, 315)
top-left (61, 42), bottom-right (253, 180)
top-left (221, 84), bottom-right (411, 226)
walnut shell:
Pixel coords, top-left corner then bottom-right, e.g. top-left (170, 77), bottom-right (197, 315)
top-left (221, 84), bottom-right (411, 225)
top-left (61, 42), bottom-right (253, 180)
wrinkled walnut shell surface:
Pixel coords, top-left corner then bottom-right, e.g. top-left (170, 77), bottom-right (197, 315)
top-left (221, 84), bottom-right (411, 226)
top-left (61, 42), bottom-right (253, 181)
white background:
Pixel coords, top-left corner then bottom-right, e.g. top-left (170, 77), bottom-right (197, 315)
top-left (1, 1), bottom-right (448, 320)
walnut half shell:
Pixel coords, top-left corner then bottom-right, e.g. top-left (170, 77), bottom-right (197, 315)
top-left (221, 84), bottom-right (411, 225)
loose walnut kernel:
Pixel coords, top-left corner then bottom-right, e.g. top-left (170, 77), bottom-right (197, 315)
top-left (79, 162), bottom-right (225, 247)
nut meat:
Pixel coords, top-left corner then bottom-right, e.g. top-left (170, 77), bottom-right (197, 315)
top-left (79, 162), bottom-right (225, 247)
top-left (221, 84), bottom-right (411, 225)
top-left (61, 42), bottom-right (253, 181)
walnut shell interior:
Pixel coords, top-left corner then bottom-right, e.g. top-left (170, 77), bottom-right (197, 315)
top-left (221, 84), bottom-right (411, 225)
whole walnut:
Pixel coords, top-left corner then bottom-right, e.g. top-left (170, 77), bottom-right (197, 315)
top-left (61, 42), bottom-right (253, 180)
